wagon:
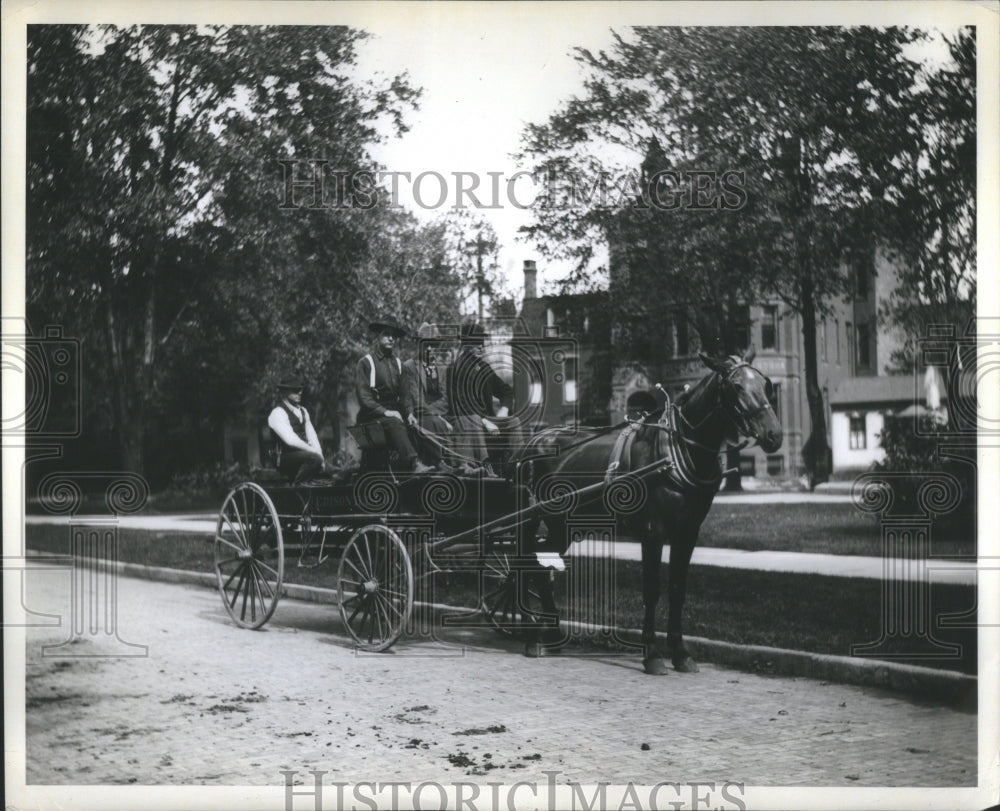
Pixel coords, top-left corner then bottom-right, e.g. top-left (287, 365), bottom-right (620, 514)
top-left (211, 467), bottom-right (559, 651)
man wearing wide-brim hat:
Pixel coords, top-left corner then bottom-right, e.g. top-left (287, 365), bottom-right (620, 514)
top-left (402, 322), bottom-right (455, 470)
top-left (356, 316), bottom-right (434, 474)
top-left (268, 378), bottom-right (325, 484)
top-left (447, 318), bottom-right (523, 476)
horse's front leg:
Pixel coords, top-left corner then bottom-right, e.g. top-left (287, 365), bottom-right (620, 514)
top-left (523, 518), bottom-right (564, 658)
top-left (666, 532), bottom-right (699, 673)
top-left (640, 530), bottom-right (669, 675)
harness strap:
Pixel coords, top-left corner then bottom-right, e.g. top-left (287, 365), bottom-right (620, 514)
top-left (604, 422), bottom-right (640, 486)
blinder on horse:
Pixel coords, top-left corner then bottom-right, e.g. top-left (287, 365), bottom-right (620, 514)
top-left (712, 359), bottom-right (781, 453)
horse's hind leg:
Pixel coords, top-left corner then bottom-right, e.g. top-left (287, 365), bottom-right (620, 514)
top-left (640, 531), bottom-right (669, 675)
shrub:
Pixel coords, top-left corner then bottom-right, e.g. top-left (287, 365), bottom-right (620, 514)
top-left (873, 415), bottom-right (975, 543)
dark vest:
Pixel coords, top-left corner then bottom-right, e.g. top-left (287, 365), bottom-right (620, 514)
top-left (271, 402), bottom-right (308, 450)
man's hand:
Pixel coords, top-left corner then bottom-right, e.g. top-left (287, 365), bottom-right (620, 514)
top-left (482, 418), bottom-right (500, 436)
top-left (407, 414), bottom-right (419, 428)
top-left (384, 410), bottom-right (403, 422)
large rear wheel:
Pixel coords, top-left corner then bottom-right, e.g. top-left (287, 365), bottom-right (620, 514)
top-left (337, 524), bottom-right (413, 651)
top-left (214, 483), bottom-right (284, 629)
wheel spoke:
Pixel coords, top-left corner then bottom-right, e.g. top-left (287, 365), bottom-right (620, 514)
top-left (348, 594), bottom-right (367, 625)
top-left (344, 557), bottom-right (370, 583)
top-left (222, 510), bottom-right (249, 549)
top-left (227, 500), bottom-right (250, 547)
top-left (251, 561), bottom-right (274, 600)
top-left (215, 535), bottom-right (245, 555)
top-left (221, 562), bottom-right (246, 594)
top-left (377, 592), bottom-right (405, 622)
top-left (254, 558), bottom-right (280, 579)
top-left (361, 533), bottom-right (375, 577)
top-left (239, 567), bottom-right (251, 621)
top-left (229, 565), bottom-right (248, 609)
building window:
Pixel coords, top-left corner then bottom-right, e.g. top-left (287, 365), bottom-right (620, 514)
top-left (563, 356), bottom-right (577, 403)
top-left (835, 319), bottom-right (840, 364)
top-left (849, 414), bottom-right (867, 450)
top-left (856, 264), bottom-right (869, 299)
top-left (768, 382), bottom-right (782, 421)
top-left (820, 318), bottom-right (827, 362)
top-left (846, 322), bottom-right (854, 375)
top-left (529, 381), bottom-right (543, 404)
top-left (767, 455), bottom-right (785, 476)
top-left (761, 306), bottom-right (778, 351)
top-left (739, 455), bottom-right (756, 477)
top-left (673, 318), bottom-right (690, 357)
top-left (856, 323), bottom-right (871, 370)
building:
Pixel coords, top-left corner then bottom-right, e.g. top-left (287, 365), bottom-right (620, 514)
top-left (516, 246), bottom-right (927, 482)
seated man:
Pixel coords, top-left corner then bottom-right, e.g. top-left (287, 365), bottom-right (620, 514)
top-left (447, 319), bottom-right (523, 477)
top-left (268, 379), bottom-right (325, 484)
top-left (356, 317), bottom-right (434, 474)
top-left (402, 322), bottom-right (454, 470)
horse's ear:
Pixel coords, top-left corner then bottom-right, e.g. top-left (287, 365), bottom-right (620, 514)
top-left (699, 352), bottom-right (727, 373)
top-left (742, 345), bottom-right (757, 364)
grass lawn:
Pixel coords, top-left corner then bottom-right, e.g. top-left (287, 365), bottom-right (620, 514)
top-left (26, 524), bottom-right (976, 675)
top-left (690, 501), bottom-right (974, 558)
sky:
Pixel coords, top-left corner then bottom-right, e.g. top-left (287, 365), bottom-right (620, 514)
top-left (345, 10), bottom-right (961, 309)
top-left (348, 9), bottom-right (626, 300)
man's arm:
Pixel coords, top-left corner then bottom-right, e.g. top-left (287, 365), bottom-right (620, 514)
top-left (268, 408), bottom-right (315, 452)
top-left (302, 409), bottom-right (323, 456)
top-left (488, 365), bottom-right (515, 415)
top-left (356, 356), bottom-right (385, 417)
top-left (400, 360), bottom-right (418, 417)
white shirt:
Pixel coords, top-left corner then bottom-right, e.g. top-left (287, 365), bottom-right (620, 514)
top-left (268, 401), bottom-right (322, 455)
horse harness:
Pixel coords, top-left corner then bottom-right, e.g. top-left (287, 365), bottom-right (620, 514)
top-left (603, 361), bottom-right (774, 492)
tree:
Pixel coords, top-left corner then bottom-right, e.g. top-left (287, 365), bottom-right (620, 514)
top-left (518, 27), bottom-right (925, 486)
top-left (27, 24), bottom-right (420, 476)
top-left (881, 28), bottom-right (976, 360)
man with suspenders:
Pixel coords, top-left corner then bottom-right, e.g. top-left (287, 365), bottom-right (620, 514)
top-left (355, 317), bottom-right (434, 474)
top-left (267, 379), bottom-right (325, 484)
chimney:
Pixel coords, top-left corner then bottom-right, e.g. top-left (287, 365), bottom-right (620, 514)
top-left (523, 260), bottom-right (537, 301)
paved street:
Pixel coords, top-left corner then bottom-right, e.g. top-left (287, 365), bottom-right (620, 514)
top-left (19, 566), bottom-right (976, 788)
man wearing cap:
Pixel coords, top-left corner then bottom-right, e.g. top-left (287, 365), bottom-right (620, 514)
top-left (268, 380), bottom-right (325, 484)
top-left (447, 319), bottom-right (523, 477)
top-left (356, 317), bottom-right (434, 474)
top-left (402, 322), bottom-right (454, 470)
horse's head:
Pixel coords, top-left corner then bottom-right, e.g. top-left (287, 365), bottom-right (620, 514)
top-left (699, 347), bottom-right (783, 453)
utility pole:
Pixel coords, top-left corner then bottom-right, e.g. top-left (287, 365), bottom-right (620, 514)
top-left (472, 231), bottom-right (490, 325)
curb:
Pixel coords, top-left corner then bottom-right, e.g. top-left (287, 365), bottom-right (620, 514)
top-left (111, 558), bottom-right (976, 709)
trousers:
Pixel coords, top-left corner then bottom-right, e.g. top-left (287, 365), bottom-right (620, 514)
top-left (278, 449), bottom-right (323, 485)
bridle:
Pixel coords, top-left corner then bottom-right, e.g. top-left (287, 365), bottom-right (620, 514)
top-left (664, 361), bottom-right (775, 454)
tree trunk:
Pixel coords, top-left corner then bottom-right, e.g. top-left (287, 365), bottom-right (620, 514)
top-left (720, 302), bottom-right (743, 492)
top-left (800, 278), bottom-right (830, 489)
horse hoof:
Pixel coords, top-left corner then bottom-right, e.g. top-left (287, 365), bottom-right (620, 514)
top-left (524, 642), bottom-right (546, 658)
top-left (643, 657), bottom-right (669, 675)
top-left (673, 657), bottom-right (700, 673)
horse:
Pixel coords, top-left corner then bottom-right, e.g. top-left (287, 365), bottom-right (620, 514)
top-left (512, 348), bottom-right (783, 675)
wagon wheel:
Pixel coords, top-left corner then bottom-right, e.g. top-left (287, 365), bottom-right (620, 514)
top-left (479, 550), bottom-right (551, 638)
top-left (338, 524), bottom-right (413, 652)
top-left (214, 482), bottom-right (284, 629)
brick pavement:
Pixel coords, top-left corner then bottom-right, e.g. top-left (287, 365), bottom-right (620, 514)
top-left (19, 568), bottom-right (976, 788)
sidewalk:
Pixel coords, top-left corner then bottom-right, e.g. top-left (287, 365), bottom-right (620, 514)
top-left (23, 513), bottom-right (977, 584)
